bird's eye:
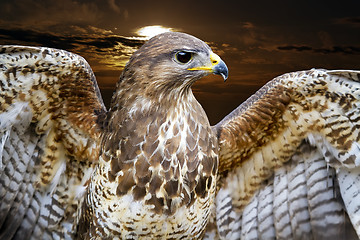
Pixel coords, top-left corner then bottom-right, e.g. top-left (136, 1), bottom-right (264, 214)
top-left (175, 51), bottom-right (193, 64)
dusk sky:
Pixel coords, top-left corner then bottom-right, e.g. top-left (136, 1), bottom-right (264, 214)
top-left (0, 0), bottom-right (359, 124)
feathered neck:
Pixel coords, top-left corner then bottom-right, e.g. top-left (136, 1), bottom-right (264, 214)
top-left (107, 65), bottom-right (197, 124)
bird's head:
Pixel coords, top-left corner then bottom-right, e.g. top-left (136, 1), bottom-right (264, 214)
top-left (120, 32), bottom-right (228, 94)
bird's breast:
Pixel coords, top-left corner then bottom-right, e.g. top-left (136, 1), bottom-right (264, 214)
top-left (87, 99), bottom-right (219, 238)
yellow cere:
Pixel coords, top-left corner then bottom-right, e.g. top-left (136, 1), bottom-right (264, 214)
top-left (187, 52), bottom-right (221, 72)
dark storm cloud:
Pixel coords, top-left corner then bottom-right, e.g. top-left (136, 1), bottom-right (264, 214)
top-left (336, 17), bottom-right (360, 27)
top-left (278, 45), bottom-right (360, 55)
top-left (0, 27), bottom-right (144, 51)
top-left (0, 28), bottom-right (77, 50)
top-left (277, 46), bottom-right (312, 52)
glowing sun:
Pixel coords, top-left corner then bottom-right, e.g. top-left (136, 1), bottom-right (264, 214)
top-left (136, 25), bottom-right (174, 38)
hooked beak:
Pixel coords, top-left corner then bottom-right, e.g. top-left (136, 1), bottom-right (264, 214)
top-left (187, 52), bottom-right (228, 81)
top-left (211, 53), bottom-right (228, 81)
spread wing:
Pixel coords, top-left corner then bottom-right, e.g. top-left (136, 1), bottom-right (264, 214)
top-left (0, 46), bottom-right (106, 239)
top-left (212, 69), bottom-right (360, 239)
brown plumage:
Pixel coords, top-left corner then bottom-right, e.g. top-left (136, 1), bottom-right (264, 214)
top-left (1, 32), bottom-right (360, 239)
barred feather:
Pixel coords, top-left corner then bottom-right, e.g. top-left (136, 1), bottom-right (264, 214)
top-left (0, 45), bottom-right (104, 239)
top-left (215, 142), bottom-right (357, 239)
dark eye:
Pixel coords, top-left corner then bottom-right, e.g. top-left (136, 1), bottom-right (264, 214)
top-left (175, 51), bottom-right (193, 64)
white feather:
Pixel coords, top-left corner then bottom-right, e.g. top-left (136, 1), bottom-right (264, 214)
top-left (49, 148), bottom-right (67, 195)
top-left (0, 101), bottom-right (32, 132)
top-left (337, 167), bottom-right (360, 238)
top-left (0, 130), bottom-right (9, 169)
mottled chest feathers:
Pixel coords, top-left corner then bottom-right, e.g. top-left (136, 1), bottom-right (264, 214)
top-left (101, 101), bottom-right (218, 215)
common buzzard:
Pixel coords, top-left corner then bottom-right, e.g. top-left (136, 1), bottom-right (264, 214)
top-left (0, 32), bottom-right (360, 239)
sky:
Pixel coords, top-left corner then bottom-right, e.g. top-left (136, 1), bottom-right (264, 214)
top-left (0, 0), bottom-right (359, 124)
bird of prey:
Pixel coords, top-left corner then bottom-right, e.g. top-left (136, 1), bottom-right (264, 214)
top-left (0, 32), bottom-right (360, 240)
